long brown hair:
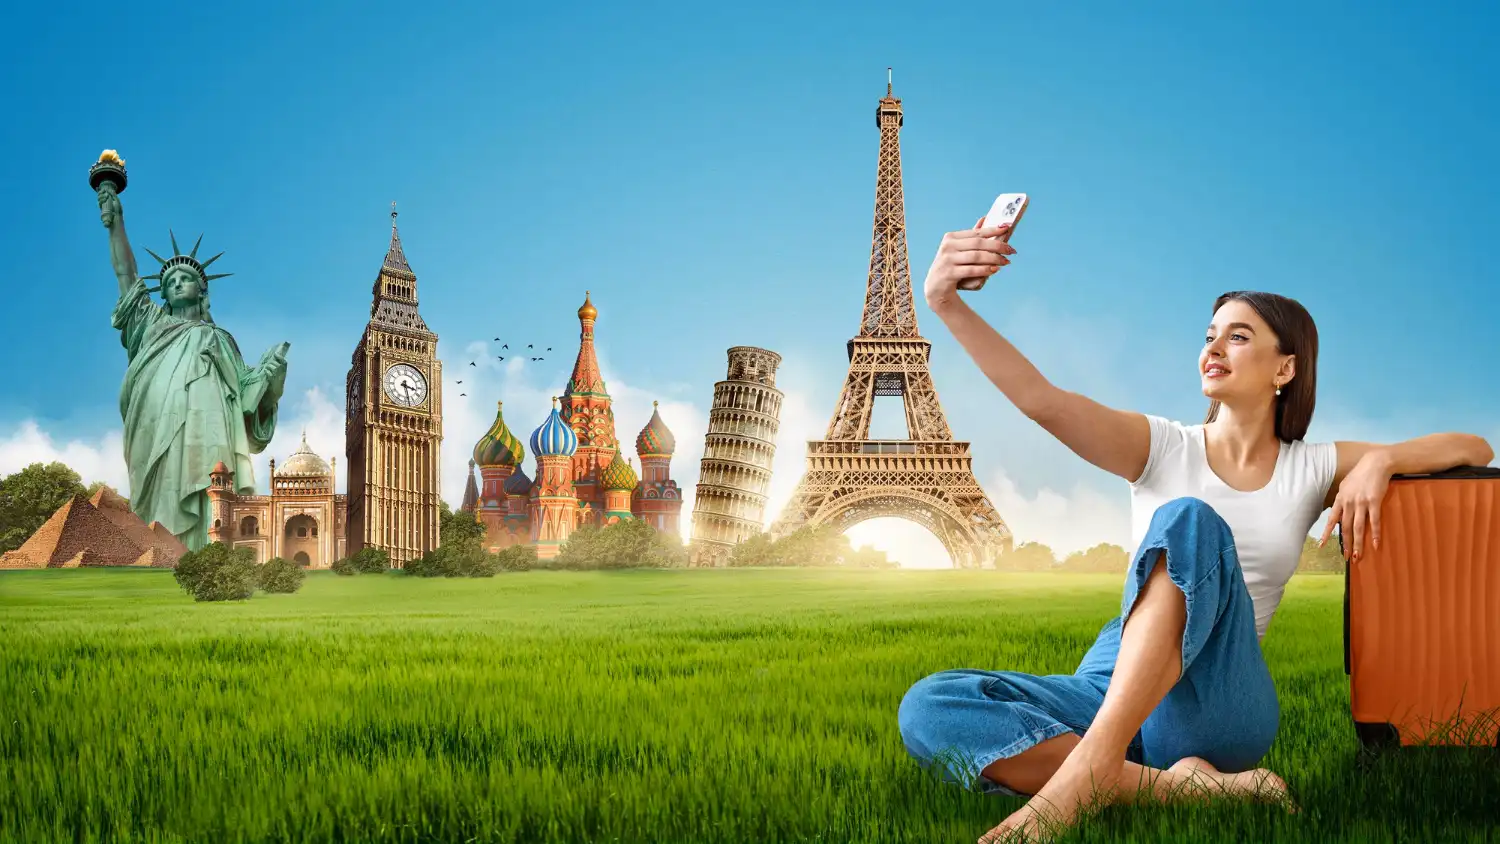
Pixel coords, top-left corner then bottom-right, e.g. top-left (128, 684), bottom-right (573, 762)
top-left (1203, 291), bottom-right (1318, 442)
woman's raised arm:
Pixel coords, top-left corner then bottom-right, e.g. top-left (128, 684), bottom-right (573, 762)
top-left (922, 223), bottom-right (1151, 483)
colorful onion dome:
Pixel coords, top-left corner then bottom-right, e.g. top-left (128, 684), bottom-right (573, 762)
top-left (503, 465), bottom-right (533, 496)
top-left (600, 449), bottom-right (638, 491)
top-left (635, 400), bottom-right (676, 456)
top-left (473, 401), bottom-right (525, 467)
top-left (530, 397), bottom-right (578, 457)
top-left (577, 290), bottom-right (597, 321)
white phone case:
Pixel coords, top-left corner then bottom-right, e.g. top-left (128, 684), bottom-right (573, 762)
top-left (983, 192), bottom-right (1028, 229)
top-left (960, 193), bottom-right (1028, 290)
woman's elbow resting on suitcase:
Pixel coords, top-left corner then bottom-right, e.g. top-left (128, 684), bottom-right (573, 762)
top-left (1321, 434), bottom-right (1496, 562)
top-left (1325, 434), bottom-right (1494, 507)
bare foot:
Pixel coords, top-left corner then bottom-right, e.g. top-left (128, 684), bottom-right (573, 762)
top-left (1167, 756), bottom-right (1296, 810)
top-left (978, 744), bottom-right (1124, 843)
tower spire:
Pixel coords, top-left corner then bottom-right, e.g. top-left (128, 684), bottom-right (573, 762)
top-left (383, 201), bottom-right (412, 274)
top-left (565, 291), bottom-right (606, 396)
top-left (366, 201), bottom-right (430, 331)
top-left (857, 72), bottom-right (914, 345)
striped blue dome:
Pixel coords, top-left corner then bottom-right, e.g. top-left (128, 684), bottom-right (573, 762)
top-left (530, 397), bottom-right (578, 457)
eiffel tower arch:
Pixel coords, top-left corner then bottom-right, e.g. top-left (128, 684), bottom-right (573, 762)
top-left (769, 72), bottom-right (1014, 568)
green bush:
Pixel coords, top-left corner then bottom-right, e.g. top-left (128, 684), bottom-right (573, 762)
top-left (550, 519), bottom-right (689, 570)
top-left (256, 556), bottom-right (305, 593)
top-left (405, 532), bottom-right (502, 578)
top-left (726, 524), bottom-right (856, 568)
top-left (993, 541), bottom-right (1060, 572)
top-left (172, 542), bottom-right (258, 602)
top-left (494, 543), bottom-right (536, 572)
top-left (330, 556), bottom-right (357, 576)
top-left (350, 547), bottom-right (391, 574)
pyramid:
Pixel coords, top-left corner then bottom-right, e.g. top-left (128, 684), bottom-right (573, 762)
top-left (133, 547), bottom-right (167, 568)
top-left (87, 486), bottom-right (188, 566)
top-left (147, 521), bottom-right (189, 566)
top-left (0, 494), bottom-right (142, 568)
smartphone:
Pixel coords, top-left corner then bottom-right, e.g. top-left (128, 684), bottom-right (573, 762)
top-left (958, 192), bottom-right (1029, 290)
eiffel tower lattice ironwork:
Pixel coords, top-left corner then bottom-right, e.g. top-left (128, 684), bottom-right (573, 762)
top-left (769, 72), bottom-right (1014, 568)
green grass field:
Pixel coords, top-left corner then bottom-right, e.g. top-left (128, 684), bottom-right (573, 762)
top-left (2, 567), bottom-right (1496, 843)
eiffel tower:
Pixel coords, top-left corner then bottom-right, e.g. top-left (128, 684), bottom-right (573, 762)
top-left (769, 72), bottom-right (1014, 568)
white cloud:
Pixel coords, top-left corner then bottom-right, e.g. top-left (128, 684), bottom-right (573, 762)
top-left (251, 386), bottom-right (347, 493)
top-left (0, 421), bottom-right (129, 494)
top-left (987, 469), bottom-right (1133, 557)
top-left (758, 365), bottom-right (831, 531)
top-left (0, 387), bottom-right (350, 501)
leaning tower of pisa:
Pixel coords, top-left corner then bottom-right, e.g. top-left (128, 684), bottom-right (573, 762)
top-left (689, 346), bottom-right (784, 566)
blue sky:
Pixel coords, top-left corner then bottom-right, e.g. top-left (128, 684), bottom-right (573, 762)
top-left (2, 0), bottom-right (1496, 565)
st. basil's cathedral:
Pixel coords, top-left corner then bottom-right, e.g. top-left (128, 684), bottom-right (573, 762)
top-left (459, 292), bottom-right (683, 557)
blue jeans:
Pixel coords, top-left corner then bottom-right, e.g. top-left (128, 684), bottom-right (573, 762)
top-left (896, 497), bottom-right (1280, 796)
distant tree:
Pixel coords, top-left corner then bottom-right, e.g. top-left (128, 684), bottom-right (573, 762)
top-left (0, 462), bottom-right (89, 553)
top-left (772, 523), bottom-right (852, 567)
top-left (173, 542), bottom-right (258, 602)
top-left (256, 556), bottom-right (305, 593)
top-left (494, 543), bottom-right (536, 572)
top-left (724, 524), bottom-right (903, 568)
top-left (727, 532), bottom-right (779, 567)
top-left (350, 546), bottom-right (391, 574)
top-left (439, 499), bottom-right (486, 548)
top-left (1058, 542), bottom-right (1130, 574)
top-left (1297, 535), bottom-right (1347, 573)
top-left (84, 480), bottom-right (121, 503)
top-left (994, 541), bottom-right (1058, 572)
top-left (552, 518), bottom-right (690, 569)
top-left (405, 535), bottom-right (499, 578)
top-left (848, 543), bottom-right (897, 569)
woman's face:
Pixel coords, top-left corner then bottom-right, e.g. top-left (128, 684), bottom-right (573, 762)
top-left (1200, 299), bottom-right (1292, 403)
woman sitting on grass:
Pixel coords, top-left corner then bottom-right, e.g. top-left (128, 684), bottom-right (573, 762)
top-left (897, 219), bottom-right (1494, 843)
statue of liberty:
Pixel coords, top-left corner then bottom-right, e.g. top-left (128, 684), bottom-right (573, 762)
top-left (91, 151), bottom-right (290, 552)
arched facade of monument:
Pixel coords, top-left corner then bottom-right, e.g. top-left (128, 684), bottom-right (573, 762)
top-left (282, 514), bottom-right (321, 568)
top-left (808, 487), bottom-right (1011, 569)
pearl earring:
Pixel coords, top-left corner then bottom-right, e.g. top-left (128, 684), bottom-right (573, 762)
top-left (1275, 383), bottom-right (1282, 396)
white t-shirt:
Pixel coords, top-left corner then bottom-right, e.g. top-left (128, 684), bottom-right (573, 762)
top-left (1128, 414), bottom-right (1338, 639)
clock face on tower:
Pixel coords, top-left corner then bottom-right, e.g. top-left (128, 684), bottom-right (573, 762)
top-left (382, 363), bottom-right (428, 407)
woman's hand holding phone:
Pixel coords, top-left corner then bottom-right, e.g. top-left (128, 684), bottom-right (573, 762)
top-left (922, 219), bottom-right (1015, 311)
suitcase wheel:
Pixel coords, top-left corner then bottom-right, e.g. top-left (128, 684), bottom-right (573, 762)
top-left (1354, 721), bottom-right (1399, 750)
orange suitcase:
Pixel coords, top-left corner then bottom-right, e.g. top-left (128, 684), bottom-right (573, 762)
top-left (1342, 465), bottom-right (1500, 749)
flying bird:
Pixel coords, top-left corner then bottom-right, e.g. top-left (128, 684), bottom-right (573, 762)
top-left (494, 337), bottom-right (501, 341)
top-left (469, 361), bottom-right (476, 367)
top-left (546, 347), bottom-right (552, 351)
top-left (527, 344), bottom-right (533, 349)
top-left (501, 344), bottom-right (508, 349)
top-left (456, 380), bottom-right (463, 384)
top-left (498, 355), bottom-right (505, 361)
top-left (460, 392), bottom-right (467, 396)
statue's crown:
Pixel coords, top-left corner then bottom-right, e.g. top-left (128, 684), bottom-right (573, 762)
top-left (140, 230), bottom-right (232, 294)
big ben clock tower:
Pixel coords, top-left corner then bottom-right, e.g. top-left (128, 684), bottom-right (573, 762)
top-left (345, 204), bottom-right (443, 566)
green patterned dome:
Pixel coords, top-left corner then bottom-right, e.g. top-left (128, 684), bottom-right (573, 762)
top-left (473, 401), bottom-right (525, 467)
top-left (599, 449), bottom-right (638, 492)
top-left (635, 401), bottom-right (676, 456)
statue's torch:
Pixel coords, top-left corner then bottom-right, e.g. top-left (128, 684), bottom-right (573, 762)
top-left (89, 150), bottom-right (128, 227)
